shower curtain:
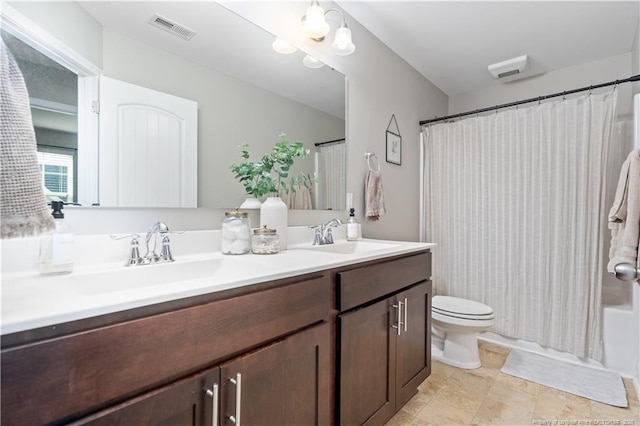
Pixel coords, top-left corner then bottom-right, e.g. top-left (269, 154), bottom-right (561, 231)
top-left (315, 142), bottom-right (346, 210)
top-left (421, 91), bottom-right (618, 361)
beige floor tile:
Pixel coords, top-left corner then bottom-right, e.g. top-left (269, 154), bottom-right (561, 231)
top-left (386, 341), bottom-right (639, 426)
top-left (623, 378), bottom-right (639, 404)
top-left (418, 361), bottom-right (454, 395)
top-left (495, 372), bottom-right (542, 398)
top-left (431, 370), bottom-right (493, 413)
top-left (479, 347), bottom-right (509, 370)
top-left (413, 398), bottom-right (477, 425)
top-left (385, 409), bottom-right (415, 425)
top-left (589, 398), bottom-right (639, 422)
top-left (400, 391), bottom-right (434, 417)
top-left (478, 340), bottom-right (513, 355)
top-left (533, 387), bottom-right (592, 421)
top-left (471, 381), bottom-right (536, 425)
top-left (431, 360), bottom-right (459, 378)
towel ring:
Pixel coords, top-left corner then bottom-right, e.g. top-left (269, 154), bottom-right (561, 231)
top-left (365, 152), bottom-right (380, 172)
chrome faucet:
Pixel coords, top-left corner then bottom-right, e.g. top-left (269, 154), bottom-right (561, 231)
top-left (311, 218), bottom-right (343, 245)
top-left (144, 222), bottom-right (174, 263)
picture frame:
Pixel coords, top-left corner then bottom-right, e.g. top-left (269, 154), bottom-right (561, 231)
top-left (386, 130), bottom-right (402, 165)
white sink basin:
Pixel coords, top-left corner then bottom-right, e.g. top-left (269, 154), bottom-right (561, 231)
top-left (68, 257), bottom-right (259, 295)
top-left (301, 241), bottom-right (401, 255)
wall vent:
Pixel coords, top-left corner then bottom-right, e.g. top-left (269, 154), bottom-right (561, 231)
top-left (488, 55), bottom-right (528, 80)
top-left (148, 13), bottom-right (196, 40)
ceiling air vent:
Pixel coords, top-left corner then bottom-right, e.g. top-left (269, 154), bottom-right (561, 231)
top-left (148, 13), bottom-right (196, 40)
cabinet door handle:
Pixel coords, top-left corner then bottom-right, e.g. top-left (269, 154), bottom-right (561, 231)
top-left (392, 301), bottom-right (403, 336)
top-left (229, 373), bottom-right (242, 425)
top-left (205, 383), bottom-right (219, 426)
top-left (403, 297), bottom-right (408, 332)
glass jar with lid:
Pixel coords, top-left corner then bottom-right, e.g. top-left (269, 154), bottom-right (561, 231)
top-left (221, 209), bottom-right (251, 255)
top-left (251, 225), bottom-right (279, 255)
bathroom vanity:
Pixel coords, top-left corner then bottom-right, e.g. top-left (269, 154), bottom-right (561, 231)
top-left (0, 234), bottom-right (433, 425)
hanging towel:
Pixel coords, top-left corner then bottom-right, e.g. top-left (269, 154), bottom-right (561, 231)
top-left (0, 39), bottom-right (55, 238)
top-left (279, 186), bottom-right (313, 210)
top-left (365, 170), bottom-right (386, 221)
top-left (607, 149), bottom-right (640, 273)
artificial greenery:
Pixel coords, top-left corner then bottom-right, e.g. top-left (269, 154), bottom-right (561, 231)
top-left (230, 134), bottom-right (317, 199)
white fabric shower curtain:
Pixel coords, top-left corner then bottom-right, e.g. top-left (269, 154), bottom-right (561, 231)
top-left (422, 91), bottom-right (618, 361)
top-left (315, 142), bottom-right (346, 210)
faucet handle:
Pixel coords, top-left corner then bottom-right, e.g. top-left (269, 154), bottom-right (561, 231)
top-left (324, 227), bottom-right (335, 244)
top-left (110, 234), bottom-right (144, 266)
top-left (158, 235), bottom-right (175, 263)
top-left (309, 224), bottom-right (324, 245)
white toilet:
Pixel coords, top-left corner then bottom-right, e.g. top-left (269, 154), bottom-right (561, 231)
top-left (431, 295), bottom-right (495, 369)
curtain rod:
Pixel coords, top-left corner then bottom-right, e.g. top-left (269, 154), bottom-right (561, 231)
top-left (314, 138), bottom-right (346, 147)
top-left (420, 74), bottom-right (640, 126)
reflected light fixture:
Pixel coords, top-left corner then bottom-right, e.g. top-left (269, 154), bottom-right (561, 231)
top-left (302, 54), bottom-right (325, 69)
top-left (301, 1), bottom-right (355, 56)
top-left (272, 38), bottom-right (298, 54)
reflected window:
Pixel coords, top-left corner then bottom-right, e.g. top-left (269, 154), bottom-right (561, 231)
top-left (37, 149), bottom-right (75, 203)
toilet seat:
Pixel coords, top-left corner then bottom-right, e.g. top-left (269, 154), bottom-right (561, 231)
top-left (432, 295), bottom-right (495, 320)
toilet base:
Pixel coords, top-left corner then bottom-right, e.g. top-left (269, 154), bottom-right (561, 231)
top-left (431, 331), bottom-right (482, 369)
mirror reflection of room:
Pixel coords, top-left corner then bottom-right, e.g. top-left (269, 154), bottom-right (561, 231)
top-left (2, 1), bottom-right (346, 210)
top-left (2, 30), bottom-right (78, 205)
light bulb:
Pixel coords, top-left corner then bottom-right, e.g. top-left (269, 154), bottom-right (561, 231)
top-left (303, 54), bottom-right (325, 69)
top-left (302, 4), bottom-right (330, 39)
top-left (331, 25), bottom-right (355, 56)
top-left (272, 38), bottom-right (298, 54)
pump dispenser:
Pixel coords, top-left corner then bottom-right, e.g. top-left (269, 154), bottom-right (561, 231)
top-left (347, 208), bottom-right (360, 241)
top-left (39, 200), bottom-right (74, 275)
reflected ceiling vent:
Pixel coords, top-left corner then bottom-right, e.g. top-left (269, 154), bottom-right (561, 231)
top-left (148, 13), bottom-right (196, 40)
top-left (488, 55), bottom-right (528, 79)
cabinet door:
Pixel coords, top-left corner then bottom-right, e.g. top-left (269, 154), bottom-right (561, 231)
top-left (339, 299), bottom-right (396, 426)
top-left (395, 281), bottom-right (431, 408)
top-left (219, 322), bottom-right (330, 426)
top-left (72, 374), bottom-right (198, 426)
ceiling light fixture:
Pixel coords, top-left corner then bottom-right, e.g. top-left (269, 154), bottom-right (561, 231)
top-left (302, 54), bottom-right (325, 69)
top-left (301, 1), bottom-right (355, 56)
top-left (272, 38), bottom-right (298, 54)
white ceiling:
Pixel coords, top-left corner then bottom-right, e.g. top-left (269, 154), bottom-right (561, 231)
top-left (338, 1), bottom-right (639, 96)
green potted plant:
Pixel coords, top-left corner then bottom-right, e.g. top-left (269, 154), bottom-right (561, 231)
top-left (230, 133), bottom-right (316, 250)
top-left (230, 133), bottom-right (316, 206)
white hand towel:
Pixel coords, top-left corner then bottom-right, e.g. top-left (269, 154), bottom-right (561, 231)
top-left (365, 170), bottom-right (386, 221)
top-left (0, 39), bottom-right (55, 238)
top-left (607, 150), bottom-right (640, 273)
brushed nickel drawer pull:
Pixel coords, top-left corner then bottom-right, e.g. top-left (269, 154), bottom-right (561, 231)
top-left (392, 301), bottom-right (403, 336)
top-left (229, 373), bottom-right (242, 425)
top-left (205, 383), bottom-right (219, 426)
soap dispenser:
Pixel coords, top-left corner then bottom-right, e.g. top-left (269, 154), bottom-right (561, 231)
top-left (39, 200), bottom-right (74, 275)
top-left (347, 208), bottom-right (360, 241)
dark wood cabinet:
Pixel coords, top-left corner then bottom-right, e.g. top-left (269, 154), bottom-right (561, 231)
top-left (336, 252), bottom-right (432, 426)
top-left (1, 272), bottom-right (331, 425)
top-left (68, 322), bottom-right (330, 426)
top-left (218, 321), bottom-right (330, 426)
top-left (1, 249), bottom-right (431, 426)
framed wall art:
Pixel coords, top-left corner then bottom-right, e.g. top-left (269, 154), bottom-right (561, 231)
top-left (385, 114), bottom-right (402, 165)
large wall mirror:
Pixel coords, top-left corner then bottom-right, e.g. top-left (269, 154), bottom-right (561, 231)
top-left (2, 1), bottom-right (346, 210)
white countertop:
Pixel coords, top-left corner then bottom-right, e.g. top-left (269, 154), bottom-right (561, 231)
top-left (1, 232), bottom-right (434, 335)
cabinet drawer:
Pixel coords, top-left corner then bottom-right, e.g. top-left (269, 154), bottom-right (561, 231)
top-left (1, 273), bottom-right (330, 425)
top-left (337, 251), bottom-right (431, 312)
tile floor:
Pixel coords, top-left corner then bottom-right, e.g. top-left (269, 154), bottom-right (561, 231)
top-left (386, 341), bottom-right (640, 425)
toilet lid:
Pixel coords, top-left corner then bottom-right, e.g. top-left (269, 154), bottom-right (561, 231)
top-left (432, 295), bottom-right (494, 319)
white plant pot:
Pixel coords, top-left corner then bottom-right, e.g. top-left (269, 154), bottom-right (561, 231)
top-left (260, 196), bottom-right (288, 251)
top-left (239, 197), bottom-right (262, 209)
